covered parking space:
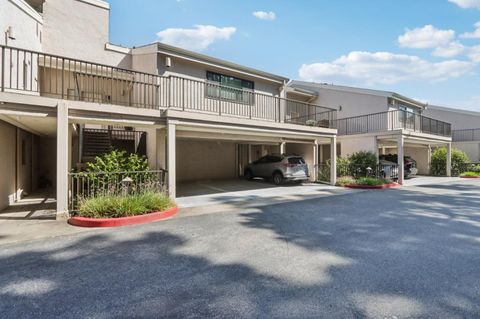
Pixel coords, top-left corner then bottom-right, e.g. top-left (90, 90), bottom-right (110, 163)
top-left (171, 121), bottom-right (337, 198)
top-left (377, 131), bottom-right (452, 183)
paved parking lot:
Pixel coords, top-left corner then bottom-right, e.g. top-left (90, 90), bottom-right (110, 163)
top-left (0, 179), bottom-right (479, 318)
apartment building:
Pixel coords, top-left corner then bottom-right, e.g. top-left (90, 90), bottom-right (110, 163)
top-left (424, 105), bottom-right (480, 162)
top-left (0, 0), bottom-right (338, 217)
top-left (289, 81), bottom-right (454, 184)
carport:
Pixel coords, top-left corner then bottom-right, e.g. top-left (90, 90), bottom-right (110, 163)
top-left (173, 122), bottom-right (336, 197)
top-left (377, 132), bottom-right (452, 182)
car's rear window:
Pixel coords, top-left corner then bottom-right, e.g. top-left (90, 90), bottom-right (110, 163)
top-left (288, 157), bottom-right (305, 164)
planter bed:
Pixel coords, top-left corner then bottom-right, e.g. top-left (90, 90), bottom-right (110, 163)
top-left (344, 183), bottom-right (400, 190)
top-left (68, 207), bottom-right (178, 228)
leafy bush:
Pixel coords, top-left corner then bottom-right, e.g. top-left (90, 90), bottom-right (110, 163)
top-left (77, 191), bottom-right (174, 218)
top-left (472, 165), bottom-right (480, 173)
top-left (336, 156), bottom-right (351, 177)
top-left (86, 150), bottom-right (149, 173)
top-left (430, 147), bottom-right (470, 176)
top-left (336, 176), bottom-right (356, 187)
top-left (460, 171), bottom-right (480, 177)
top-left (348, 151), bottom-right (377, 177)
top-left (355, 177), bottom-right (389, 186)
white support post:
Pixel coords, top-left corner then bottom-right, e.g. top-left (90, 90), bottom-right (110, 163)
top-left (446, 142), bottom-right (452, 177)
top-left (427, 145), bottom-right (432, 175)
top-left (167, 121), bottom-right (176, 199)
top-left (330, 136), bottom-right (337, 186)
top-left (373, 136), bottom-right (379, 163)
top-left (280, 142), bottom-right (286, 155)
top-left (156, 128), bottom-right (166, 170)
top-left (313, 140), bottom-right (319, 182)
top-left (248, 144), bottom-right (252, 163)
top-left (279, 82), bottom-right (287, 123)
top-left (56, 102), bottom-right (69, 220)
top-left (397, 135), bottom-right (405, 185)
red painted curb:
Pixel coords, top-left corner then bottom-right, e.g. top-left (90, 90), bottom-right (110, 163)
top-left (460, 176), bottom-right (480, 179)
top-left (344, 183), bottom-right (401, 189)
top-left (68, 207), bottom-right (178, 228)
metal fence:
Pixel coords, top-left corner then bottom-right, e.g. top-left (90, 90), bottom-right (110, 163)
top-left (0, 45), bottom-right (337, 129)
top-left (452, 129), bottom-right (480, 142)
top-left (68, 170), bottom-right (168, 212)
top-left (317, 163), bottom-right (399, 184)
top-left (337, 110), bottom-right (452, 137)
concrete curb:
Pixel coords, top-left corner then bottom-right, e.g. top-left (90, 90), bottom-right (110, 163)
top-left (68, 207), bottom-right (178, 228)
top-left (344, 183), bottom-right (401, 190)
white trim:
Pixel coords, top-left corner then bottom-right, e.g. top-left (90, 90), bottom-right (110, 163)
top-left (105, 43), bottom-right (131, 54)
top-left (428, 104), bottom-right (480, 117)
top-left (9, 0), bottom-right (43, 24)
top-left (75, 0), bottom-right (109, 10)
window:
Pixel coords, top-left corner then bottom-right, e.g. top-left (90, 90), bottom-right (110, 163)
top-left (206, 71), bottom-right (254, 104)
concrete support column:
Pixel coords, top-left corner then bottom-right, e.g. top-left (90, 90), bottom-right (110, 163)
top-left (397, 135), bottom-right (405, 185)
top-left (157, 128), bottom-right (166, 170)
top-left (247, 144), bottom-right (252, 163)
top-left (145, 127), bottom-right (158, 169)
top-left (313, 140), bottom-right (319, 182)
top-left (373, 136), bottom-right (379, 163)
top-left (446, 143), bottom-right (452, 177)
top-left (330, 136), bottom-right (337, 186)
top-left (56, 102), bottom-right (69, 220)
top-left (166, 121), bottom-right (176, 199)
top-left (280, 142), bottom-right (286, 155)
top-left (427, 145), bottom-right (432, 175)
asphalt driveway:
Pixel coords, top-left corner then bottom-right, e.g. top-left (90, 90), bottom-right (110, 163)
top-left (0, 179), bottom-right (479, 318)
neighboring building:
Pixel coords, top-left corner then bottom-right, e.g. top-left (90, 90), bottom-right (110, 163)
top-left (289, 81), bottom-right (454, 183)
top-left (0, 0), bottom-right (338, 215)
top-left (424, 105), bottom-right (480, 162)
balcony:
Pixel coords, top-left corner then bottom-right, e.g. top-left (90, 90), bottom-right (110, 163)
top-left (337, 110), bottom-right (452, 138)
top-left (0, 45), bottom-right (336, 129)
top-left (452, 128), bottom-right (480, 142)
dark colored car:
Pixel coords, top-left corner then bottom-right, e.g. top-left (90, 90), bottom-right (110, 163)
top-left (379, 154), bottom-right (418, 178)
top-left (244, 154), bottom-right (309, 185)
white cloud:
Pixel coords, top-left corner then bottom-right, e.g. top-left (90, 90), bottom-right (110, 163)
top-left (461, 21), bottom-right (480, 38)
top-left (448, 0), bottom-right (480, 8)
top-left (157, 25), bottom-right (236, 51)
top-left (433, 41), bottom-right (466, 57)
top-left (298, 51), bottom-right (474, 85)
top-left (467, 45), bottom-right (480, 62)
top-left (252, 11), bottom-right (276, 21)
top-left (398, 25), bottom-right (455, 49)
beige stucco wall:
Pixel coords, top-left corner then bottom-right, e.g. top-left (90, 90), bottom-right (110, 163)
top-left (16, 129), bottom-right (33, 198)
top-left (0, 120), bottom-right (17, 210)
top-left (340, 136), bottom-right (377, 157)
top-left (0, 0), bottom-right (43, 50)
top-left (424, 107), bottom-right (480, 130)
top-left (176, 139), bottom-right (236, 182)
top-left (155, 53), bottom-right (282, 97)
top-left (454, 142), bottom-right (480, 162)
top-left (290, 84), bottom-right (389, 119)
top-left (42, 0), bottom-right (131, 67)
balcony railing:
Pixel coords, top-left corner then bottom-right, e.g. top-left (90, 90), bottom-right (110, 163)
top-left (0, 45), bottom-right (336, 129)
top-left (452, 128), bottom-right (480, 142)
top-left (337, 110), bottom-right (452, 137)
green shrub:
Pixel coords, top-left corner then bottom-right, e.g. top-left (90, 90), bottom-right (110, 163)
top-left (472, 165), bottom-right (480, 173)
top-left (355, 177), bottom-right (388, 186)
top-left (86, 150), bottom-right (149, 173)
top-left (430, 147), bottom-right (470, 176)
top-left (336, 156), bottom-right (351, 177)
top-left (77, 191), bottom-right (174, 218)
top-left (336, 176), bottom-right (356, 187)
top-left (460, 171), bottom-right (480, 177)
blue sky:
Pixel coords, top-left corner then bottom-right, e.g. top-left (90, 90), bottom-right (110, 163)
top-left (108, 0), bottom-right (480, 111)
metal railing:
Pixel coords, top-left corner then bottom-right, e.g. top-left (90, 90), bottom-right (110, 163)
top-left (452, 129), bottom-right (480, 142)
top-left (317, 162), bottom-right (399, 183)
top-left (68, 170), bottom-right (168, 212)
top-left (0, 45), bottom-right (337, 129)
top-left (82, 128), bottom-right (147, 158)
top-left (336, 110), bottom-right (452, 137)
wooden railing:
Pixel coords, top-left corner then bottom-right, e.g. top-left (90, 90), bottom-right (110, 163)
top-left (0, 45), bottom-right (337, 129)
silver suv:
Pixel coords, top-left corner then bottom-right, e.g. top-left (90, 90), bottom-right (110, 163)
top-left (244, 154), bottom-right (309, 185)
